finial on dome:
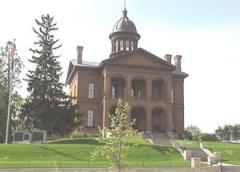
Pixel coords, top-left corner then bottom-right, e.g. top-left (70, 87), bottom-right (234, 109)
top-left (123, 8), bottom-right (127, 17)
top-left (123, 0), bottom-right (127, 17)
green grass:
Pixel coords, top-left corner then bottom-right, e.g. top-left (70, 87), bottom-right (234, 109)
top-left (0, 138), bottom-right (188, 168)
top-left (179, 140), bottom-right (240, 165)
top-left (207, 141), bottom-right (240, 165)
top-left (178, 140), bottom-right (201, 148)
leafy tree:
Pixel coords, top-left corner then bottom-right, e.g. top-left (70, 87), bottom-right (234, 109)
top-left (232, 124), bottom-right (240, 141)
top-left (92, 99), bottom-right (142, 172)
top-left (215, 126), bottom-right (224, 141)
top-left (24, 14), bottom-right (75, 135)
top-left (184, 125), bottom-right (201, 141)
top-left (215, 124), bottom-right (240, 142)
top-left (0, 40), bottom-right (24, 142)
top-left (222, 125), bottom-right (233, 142)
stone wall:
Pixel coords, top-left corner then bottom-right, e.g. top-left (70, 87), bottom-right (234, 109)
top-left (0, 167), bottom-right (221, 172)
top-left (222, 166), bottom-right (240, 172)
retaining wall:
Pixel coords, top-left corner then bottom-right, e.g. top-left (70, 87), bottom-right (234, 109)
top-left (0, 166), bottom-right (220, 172)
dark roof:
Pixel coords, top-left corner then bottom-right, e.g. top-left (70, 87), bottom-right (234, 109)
top-left (172, 68), bottom-right (189, 78)
top-left (71, 59), bottom-right (99, 68)
top-left (112, 9), bottom-right (138, 34)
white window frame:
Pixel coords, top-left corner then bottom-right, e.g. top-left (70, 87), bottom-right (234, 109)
top-left (87, 110), bottom-right (94, 127)
top-left (88, 83), bottom-right (95, 98)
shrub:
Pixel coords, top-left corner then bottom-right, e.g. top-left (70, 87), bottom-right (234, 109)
top-left (70, 128), bottom-right (87, 138)
top-left (200, 133), bottom-right (217, 141)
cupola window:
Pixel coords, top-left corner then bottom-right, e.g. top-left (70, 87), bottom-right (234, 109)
top-left (120, 40), bottom-right (124, 51)
top-left (115, 41), bottom-right (118, 52)
top-left (126, 41), bottom-right (129, 51)
top-left (131, 41), bottom-right (134, 50)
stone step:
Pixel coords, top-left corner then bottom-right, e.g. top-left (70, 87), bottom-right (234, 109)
top-left (182, 147), bottom-right (208, 162)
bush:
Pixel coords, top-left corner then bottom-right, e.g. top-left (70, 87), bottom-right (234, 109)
top-left (200, 133), bottom-right (217, 141)
top-left (70, 128), bottom-right (87, 138)
top-left (183, 125), bottom-right (202, 141)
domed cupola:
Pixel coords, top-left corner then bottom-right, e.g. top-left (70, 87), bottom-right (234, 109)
top-left (109, 8), bottom-right (141, 56)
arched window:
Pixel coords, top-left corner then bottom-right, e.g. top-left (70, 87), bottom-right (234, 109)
top-left (115, 41), bottom-right (118, 52)
top-left (126, 40), bottom-right (129, 51)
top-left (131, 41), bottom-right (134, 50)
top-left (120, 40), bottom-right (124, 51)
top-left (87, 110), bottom-right (94, 127)
top-left (88, 83), bottom-right (95, 98)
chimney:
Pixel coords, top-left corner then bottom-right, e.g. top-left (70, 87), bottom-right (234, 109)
top-left (164, 54), bottom-right (172, 64)
top-left (77, 46), bottom-right (83, 64)
top-left (174, 55), bottom-right (182, 71)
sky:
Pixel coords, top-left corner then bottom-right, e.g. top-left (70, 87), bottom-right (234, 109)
top-left (0, 0), bottom-right (240, 132)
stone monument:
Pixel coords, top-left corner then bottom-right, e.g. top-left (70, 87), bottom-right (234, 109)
top-left (13, 115), bottom-right (46, 144)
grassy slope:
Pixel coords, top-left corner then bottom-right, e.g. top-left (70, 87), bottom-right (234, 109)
top-left (0, 138), bottom-right (188, 168)
top-left (179, 140), bottom-right (240, 165)
top-left (179, 140), bottom-right (200, 148)
top-left (207, 141), bottom-right (240, 165)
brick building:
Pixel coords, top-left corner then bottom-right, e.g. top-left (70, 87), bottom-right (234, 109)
top-left (66, 8), bottom-right (188, 134)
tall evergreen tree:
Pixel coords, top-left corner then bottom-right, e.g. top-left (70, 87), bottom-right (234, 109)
top-left (24, 14), bottom-right (75, 135)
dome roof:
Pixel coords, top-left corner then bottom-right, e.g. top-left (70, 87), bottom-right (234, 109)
top-left (112, 9), bottom-right (138, 34)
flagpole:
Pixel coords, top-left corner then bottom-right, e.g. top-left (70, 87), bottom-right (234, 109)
top-left (5, 41), bottom-right (15, 144)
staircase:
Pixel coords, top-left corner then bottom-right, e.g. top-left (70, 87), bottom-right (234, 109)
top-left (144, 133), bottom-right (171, 146)
top-left (182, 147), bottom-right (208, 162)
top-left (145, 133), bottom-right (208, 163)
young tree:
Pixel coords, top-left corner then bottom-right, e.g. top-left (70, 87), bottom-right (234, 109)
top-left (24, 14), bottom-right (75, 135)
top-left (184, 125), bottom-right (201, 141)
top-left (0, 40), bottom-right (24, 142)
top-left (92, 99), bottom-right (142, 172)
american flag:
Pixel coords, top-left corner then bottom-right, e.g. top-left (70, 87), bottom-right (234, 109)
top-left (9, 43), bottom-right (16, 59)
top-left (8, 42), bottom-right (16, 71)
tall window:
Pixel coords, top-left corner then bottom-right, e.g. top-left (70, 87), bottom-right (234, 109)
top-left (87, 110), bottom-right (94, 127)
top-left (120, 40), bottom-right (124, 51)
top-left (115, 41), bottom-right (118, 52)
top-left (88, 83), bottom-right (95, 98)
top-left (126, 40), bottom-right (129, 51)
top-left (112, 85), bottom-right (117, 98)
top-left (171, 89), bottom-right (174, 103)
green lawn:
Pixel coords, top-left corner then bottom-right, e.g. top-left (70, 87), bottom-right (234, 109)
top-left (178, 140), bottom-right (201, 148)
top-left (179, 140), bottom-right (240, 165)
top-left (0, 138), bottom-right (189, 168)
top-left (207, 141), bottom-right (240, 165)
